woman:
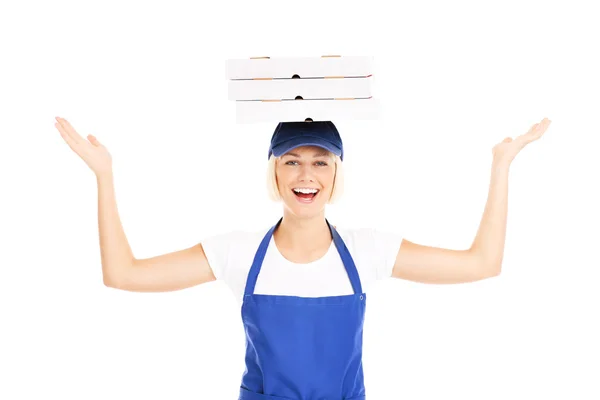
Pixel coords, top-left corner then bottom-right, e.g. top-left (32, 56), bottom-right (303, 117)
top-left (55, 116), bottom-right (551, 399)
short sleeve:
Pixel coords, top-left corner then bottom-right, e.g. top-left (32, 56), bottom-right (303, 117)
top-left (370, 228), bottom-right (403, 280)
top-left (200, 231), bottom-right (235, 281)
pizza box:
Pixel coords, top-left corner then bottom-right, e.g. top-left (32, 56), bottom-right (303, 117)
top-left (228, 76), bottom-right (374, 101)
top-left (226, 55), bottom-right (373, 80)
top-left (235, 98), bottom-right (379, 123)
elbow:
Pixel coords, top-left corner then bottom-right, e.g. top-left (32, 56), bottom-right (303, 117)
top-left (103, 273), bottom-right (119, 288)
top-left (102, 260), bottom-right (136, 289)
top-left (471, 250), bottom-right (502, 280)
top-left (102, 269), bottom-right (127, 290)
top-left (481, 262), bottom-right (502, 280)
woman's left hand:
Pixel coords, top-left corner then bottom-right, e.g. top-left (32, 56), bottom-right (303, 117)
top-left (492, 117), bottom-right (551, 168)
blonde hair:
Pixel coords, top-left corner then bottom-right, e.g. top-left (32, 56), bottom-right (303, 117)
top-left (266, 152), bottom-right (344, 204)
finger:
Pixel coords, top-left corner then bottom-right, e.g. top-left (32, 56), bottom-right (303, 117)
top-left (521, 121), bottom-right (547, 143)
top-left (519, 131), bottom-right (539, 145)
top-left (513, 118), bottom-right (549, 147)
top-left (56, 117), bottom-right (84, 145)
top-left (527, 122), bottom-right (539, 133)
top-left (540, 118), bottom-right (551, 130)
top-left (534, 118), bottom-right (551, 132)
top-left (56, 117), bottom-right (79, 145)
top-left (525, 119), bottom-right (545, 134)
top-left (56, 122), bottom-right (80, 153)
top-left (532, 119), bottom-right (550, 137)
top-left (88, 134), bottom-right (102, 147)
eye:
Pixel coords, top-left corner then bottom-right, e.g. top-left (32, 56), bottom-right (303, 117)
top-left (284, 160), bottom-right (328, 166)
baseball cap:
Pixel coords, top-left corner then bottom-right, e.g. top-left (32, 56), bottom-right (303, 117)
top-left (268, 121), bottom-right (344, 161)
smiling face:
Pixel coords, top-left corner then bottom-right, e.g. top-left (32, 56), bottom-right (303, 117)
top-left (275, 145), bottom-right (337, 217)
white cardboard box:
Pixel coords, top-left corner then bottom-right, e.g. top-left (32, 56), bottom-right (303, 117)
top-left (226, 56), bottom-right (373, 80)
top-left (228, 76), bottom-right (374, 100)
top-left (226, 55), bottom-right (379, 123)
top-left (235, 98), bottom-right (379, 123)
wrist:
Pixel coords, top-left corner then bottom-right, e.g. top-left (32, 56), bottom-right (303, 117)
top-left (490, 162), bottom-right (510, 181)
top-left (96, 171), bottom-right (114, 184)
top-left (492, 158), bottom-right (511, 172)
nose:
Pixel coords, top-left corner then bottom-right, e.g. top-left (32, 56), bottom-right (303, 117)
top-left (297, 163), bottom-right (315, 182)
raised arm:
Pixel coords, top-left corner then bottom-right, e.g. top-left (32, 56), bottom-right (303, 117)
top-left (392, 118), bottom-right (551, 284)
top-left (96, 173), bottom-right (215, 292)
top-left (56, 116), bottom-right (216, 292)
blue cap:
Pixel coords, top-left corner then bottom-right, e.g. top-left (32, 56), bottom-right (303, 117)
top-left (268, 121), bottom-right (344, 161)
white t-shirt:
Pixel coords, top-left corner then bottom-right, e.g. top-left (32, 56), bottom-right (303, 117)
top-left (201, 226), bottom-right (403, 306)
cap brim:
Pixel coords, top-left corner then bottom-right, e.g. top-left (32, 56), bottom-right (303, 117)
top-left (271, 136), bottom-right (342, 159)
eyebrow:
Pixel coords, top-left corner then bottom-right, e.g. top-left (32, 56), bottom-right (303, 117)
top-left (283, 151), bottom-right (330, 158)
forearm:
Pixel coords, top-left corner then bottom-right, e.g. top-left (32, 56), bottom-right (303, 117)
top-left (470, 161), bottom-right (510, 275)
top-left (96, 172), bottom-right (135, 286)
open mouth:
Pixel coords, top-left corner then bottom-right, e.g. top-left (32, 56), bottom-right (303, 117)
top-left (292, 188), bottom-right (319, 201)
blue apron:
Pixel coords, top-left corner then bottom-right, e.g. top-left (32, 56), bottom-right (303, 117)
top-left (238, 218), bottom-right (367, 400)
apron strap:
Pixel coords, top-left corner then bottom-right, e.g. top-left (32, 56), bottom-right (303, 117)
top-left (243, 217), bottom-right (363, 296)
top-left (243, 217), bottom-right (282, 296)
top-left (327, 219), bottom-right (363, 294)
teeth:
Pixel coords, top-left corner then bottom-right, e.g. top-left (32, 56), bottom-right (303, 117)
top-left (293, 188), bottom-right (319, 194)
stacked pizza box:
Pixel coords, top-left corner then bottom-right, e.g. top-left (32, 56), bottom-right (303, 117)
top-left (226, 55), bottom-right (379, 123)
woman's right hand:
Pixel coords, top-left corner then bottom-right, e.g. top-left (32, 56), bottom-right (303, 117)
top-left (55, 116), bottom-right (113, 177)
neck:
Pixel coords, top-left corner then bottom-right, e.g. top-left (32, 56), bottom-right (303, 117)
top-left (274, 209), bottom-right (332, 249)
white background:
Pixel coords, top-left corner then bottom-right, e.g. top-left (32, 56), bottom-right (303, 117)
top-left (1, 0), bottom-right (599, 399)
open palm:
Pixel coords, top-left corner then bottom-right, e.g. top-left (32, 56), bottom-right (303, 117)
top-left (492, 117), bottom-right (551, 167)
top-left (55, 116), bottom-right (113, 177)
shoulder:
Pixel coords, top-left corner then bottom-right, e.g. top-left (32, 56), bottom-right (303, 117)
top-left (202, 228), bottom-right (262, 243)
top-left (201, 227), bottom-right (269, 252)
top-left (200, 227), bottom-right (270, 280)
top-left (335, 226), bottom-right (403, 248)
top-left (335, 225), bottom-right (404, 280)
top-left (334, 226), bottom-right (373, 245)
